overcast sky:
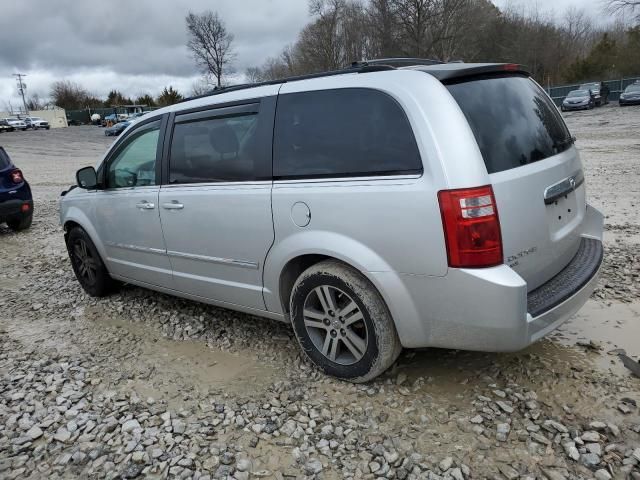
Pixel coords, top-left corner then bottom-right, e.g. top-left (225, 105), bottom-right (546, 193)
top-left (0, 0), bottom-right (606, 111)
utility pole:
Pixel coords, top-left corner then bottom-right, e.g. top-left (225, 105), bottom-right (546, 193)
top-left (13, 73), bottom-right (29, 115)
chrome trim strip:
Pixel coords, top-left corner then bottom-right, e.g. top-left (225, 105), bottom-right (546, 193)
top-left (544, 170), bottom-right (584, 205)
top-left (167, 250), bottom-right (259, 270)
top-left (105, 241), bottom-right (166, 254)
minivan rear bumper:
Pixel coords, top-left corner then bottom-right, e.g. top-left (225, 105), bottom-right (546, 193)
top-left (374, 205), bottom-right (604, 351)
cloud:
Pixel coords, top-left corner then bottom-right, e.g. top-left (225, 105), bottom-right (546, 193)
top-left (0, 0), bottom-right (309, 106)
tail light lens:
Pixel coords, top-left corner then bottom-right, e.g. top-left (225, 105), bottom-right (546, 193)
top-left (11, 169), bottom-right (24, 184)
top-left (438, 185), bottom-right (503, 268)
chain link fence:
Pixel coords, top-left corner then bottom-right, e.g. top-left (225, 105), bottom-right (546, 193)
top-left (546, 77), bottom-right (640, 106)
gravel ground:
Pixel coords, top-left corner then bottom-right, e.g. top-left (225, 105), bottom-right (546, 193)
top-left (0, 106), bottom-right (639, 480)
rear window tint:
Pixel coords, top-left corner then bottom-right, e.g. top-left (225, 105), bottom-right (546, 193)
top-left (274, 88), bottom-right (422, 179)
top-left (446, 75), bottom-right (572, 174)
top-left (0, 148), bottom-right (11, 170)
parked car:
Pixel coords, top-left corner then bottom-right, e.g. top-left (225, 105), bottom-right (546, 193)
top-left (101, 114), bottom-right (119, 127)
top-left (104, 121), bottom-right (131, 136)
top-left (619, 82), bottom-right (640, 106)
top-left (23, 116), bottom-right (50, 130)
top-left (4, 118), bottom-right (27, 131)
top-left (61, 61), bottom-right (604, 382)
top-left (0, 146), bottom-right (33, 231)
top-left (579, 82), bottom-right (609, 106)
top-left (0, 120), bottom-right (15, 133)
top-left (561, 89), bottom-right (595, 111)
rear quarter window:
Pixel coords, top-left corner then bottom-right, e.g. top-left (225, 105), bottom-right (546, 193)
top-left (446, 75), bottom-right (572, 174)
top-left (274, 88), bottom-right (422, 179)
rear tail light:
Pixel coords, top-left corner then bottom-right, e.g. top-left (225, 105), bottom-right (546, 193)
top-left (11, 169), bottom-right (24, 184)
top-left (21, 203), bottom-right (31, 213)
top-left (438, 185), bottom-right (503, 268)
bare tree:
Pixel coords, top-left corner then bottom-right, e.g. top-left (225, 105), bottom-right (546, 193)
top-left (190, 77), bottom-right (211, 96)
top-left (50, 80), bottom-right (102, 110)
top-left (390, 0), bottom-right (439, 58)
top-left (26, 93), bottom-right (46, 111)
top-left (186, 11), bottom-right (235, 88)
top-left (244, 67), bottom-right (264, 83)
top-left (606, 0), bottom-right (640, 18)
top-left (367, 0), bottom-right (400, 58)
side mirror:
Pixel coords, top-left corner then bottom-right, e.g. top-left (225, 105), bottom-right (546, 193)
top-left (76, 166), bottom-right (98, 189)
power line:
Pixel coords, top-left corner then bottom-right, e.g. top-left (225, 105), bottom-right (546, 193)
top-left (13, 73), bottom-right (29, 115)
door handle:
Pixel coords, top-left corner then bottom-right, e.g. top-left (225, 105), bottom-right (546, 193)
top-left (162, 201), bottom-right (184, 210)
top-left (136, 201), bottom-right (155, 210)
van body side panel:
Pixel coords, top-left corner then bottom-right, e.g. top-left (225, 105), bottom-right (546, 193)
top-left (263, 177), bottom-right (445, 314)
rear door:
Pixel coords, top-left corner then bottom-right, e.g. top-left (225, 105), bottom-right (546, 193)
top-left (446, 74), bottom-right (586, 290)
top-left (158, 98), bottom-right (276, 310)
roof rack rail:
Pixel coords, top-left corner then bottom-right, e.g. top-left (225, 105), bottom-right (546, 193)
top-left (180, 63), bottom-right (397, 103)
top-left (353, 58), bottom-right (445, 68)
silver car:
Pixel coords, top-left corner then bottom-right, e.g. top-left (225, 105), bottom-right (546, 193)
top-left (60, 62), bottom-right (604, 382)
top-left (561, 90), bottom-right (595, 111)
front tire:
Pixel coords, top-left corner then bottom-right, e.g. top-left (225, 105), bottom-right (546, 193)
top-left (66, 227), bottom-right (118, 297)
top-left (290, 260), bottom-right (402, 383)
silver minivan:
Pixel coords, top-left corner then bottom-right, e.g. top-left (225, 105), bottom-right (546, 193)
top-left (61, 61), bottom-right (604, 382)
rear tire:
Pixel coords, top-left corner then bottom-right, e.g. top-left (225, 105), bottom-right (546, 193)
top-left (7, 214), bottom-right (32, 231)
top-left (290, 260), bottom-right (402, 383)
top-left (66, 227), bottom-right (118, 297)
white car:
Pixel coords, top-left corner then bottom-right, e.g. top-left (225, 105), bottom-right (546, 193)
top-left (23, 116), bottom-right (50, 130)
top-left (4, 118), bottom-right (27, 131)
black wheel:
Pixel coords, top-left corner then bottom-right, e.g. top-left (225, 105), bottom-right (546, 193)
top-left (66, 227), bottom-right (118, 297)
top-left (7, 214), bottom-right (32, 231)
top-left (290, 260), bottom-right (402, 382)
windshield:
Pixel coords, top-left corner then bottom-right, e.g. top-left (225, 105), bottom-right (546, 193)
top-left (446, 74), bottom-right (572, 174)
top-left (568, 90), bottom-right (589, 97)
top-left (625, 85), bottom-right (640, 93)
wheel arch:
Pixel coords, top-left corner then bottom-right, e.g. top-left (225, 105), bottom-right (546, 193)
top-left (62, 208), bottom-right (108, 262)
top-left (263, 231), bottom-right (397, 317)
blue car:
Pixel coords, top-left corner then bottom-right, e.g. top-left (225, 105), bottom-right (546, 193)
top-left (0, 146), bottom-right (33, 231)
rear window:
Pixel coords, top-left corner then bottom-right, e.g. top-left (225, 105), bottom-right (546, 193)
top-left (274, 88), bottom-right (422, 179)
top-left (446, 75), bottom-right (573, 174)
top-left (0, 148), bottom-right (11, 170)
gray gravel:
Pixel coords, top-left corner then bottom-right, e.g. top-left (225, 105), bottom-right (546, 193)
top-left (0, 107), bottom-right (639, 478)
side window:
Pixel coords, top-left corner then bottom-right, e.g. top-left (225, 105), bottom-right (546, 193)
top-left (274, 88), bottom-right (422, 179)
top-left (107, 121), bottom-right (160, 188)
top-left (169, 113), bottom-right (263, 184)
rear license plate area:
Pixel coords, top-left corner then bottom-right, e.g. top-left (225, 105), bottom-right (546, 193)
top-left (546, 191), bottom-right (578, 232)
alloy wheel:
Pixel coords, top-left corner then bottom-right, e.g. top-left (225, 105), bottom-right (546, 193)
top-left (73, 239), bottom-right (97, 285)
top-left (302, 285), bottom-right (369, 365)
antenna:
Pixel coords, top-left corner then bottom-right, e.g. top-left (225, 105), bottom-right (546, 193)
top-left (13, 73), bottom-right (29, 115)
